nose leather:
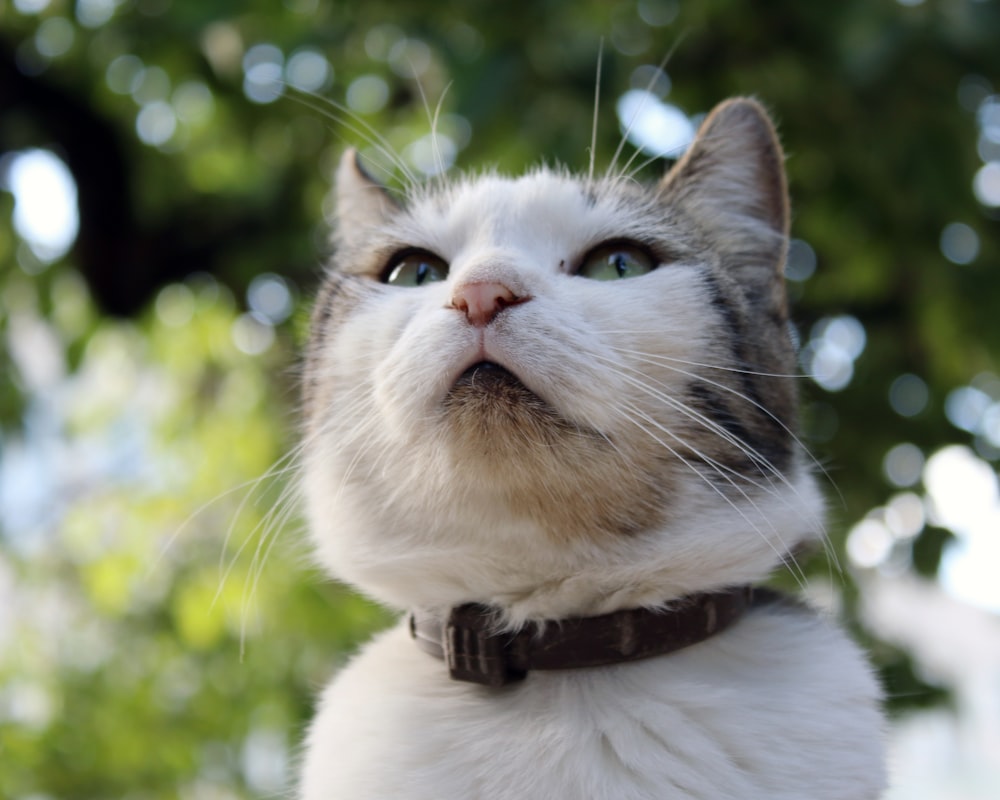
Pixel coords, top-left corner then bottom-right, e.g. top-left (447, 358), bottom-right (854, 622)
top-left (451, 281), bottom-right (523, 327)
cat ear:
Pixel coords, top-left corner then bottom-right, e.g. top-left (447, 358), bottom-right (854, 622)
top-left (659, 98), bottom-right (789, 315)
top-left (333, 148), bottom-right (400, 244)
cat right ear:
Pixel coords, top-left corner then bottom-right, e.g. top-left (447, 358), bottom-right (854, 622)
top-left (658, 99), bottom-right (789, 317)
top-left (333, 149), bottom-right (400, 245)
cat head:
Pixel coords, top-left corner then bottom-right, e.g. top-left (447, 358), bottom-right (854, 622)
top-left (302, 98), bottom-right (823, 624)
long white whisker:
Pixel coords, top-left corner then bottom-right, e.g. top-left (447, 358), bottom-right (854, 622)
top-left (599, 345), bottom-right (807, 379)
top-left (613, 399), bottom-right (808, 589)
top-left (610, 345), bottom-right (838, 501)
top-left (588, 40), bottom-right (604, 186)
top-left (285, 88), bottom-right (419, 188)
top-left (412, 73), bottom-right (450, 182)
top-left (214, 383), bottom-right (368, 610)
top-left (596, 356), bottom-right (788, 494)
top-left (604, 347), bottom-right (838, 572)
top-left (607, 37), bottom-right (687, 181)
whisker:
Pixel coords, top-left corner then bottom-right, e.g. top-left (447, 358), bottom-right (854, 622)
top-left (612, 399), bottom-right (808, 590)
top-left (412, 73), bottom-right (453, 183)
top-left (599, 344), bottom-right (808, 379)
top-left (588, 40), bottom-right (604, 186)
top-left (610, 345), bottom-right (840, 503)
top-left (605, 347), bottom-right (840, 574)
top-left (597, 357), bottom-right (789, 495)
top-left (212, 439), bottom-right (309, 593)
top-left (596, 354), bottom-right (813, 499)
top-left (285, 88), bottom-right (419, 188)
top-left (607, 36), bottom-right (688, 181)
top-left (213, 384), bottom-right (370, 618)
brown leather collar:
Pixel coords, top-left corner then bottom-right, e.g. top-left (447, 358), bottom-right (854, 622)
top-left (409, 585), bottom-right (764, 687)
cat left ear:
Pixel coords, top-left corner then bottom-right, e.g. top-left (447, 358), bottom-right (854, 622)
top-left (659, 98), bottom-right (789, 315)
top-left (333, 149), bottom-right (400, 244)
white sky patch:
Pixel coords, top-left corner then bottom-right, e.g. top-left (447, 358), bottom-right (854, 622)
top-left (2, 149), bottom-right (79, 263)
top-left (616, 89), bottom-right (696, 159)
top-left (924, 445), bottom-right (1000, 613)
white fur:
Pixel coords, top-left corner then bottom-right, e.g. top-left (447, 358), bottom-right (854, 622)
top-left (300, 614), bottom-right (884, 799)
top-left (299, 111), bottom-right (886, 797)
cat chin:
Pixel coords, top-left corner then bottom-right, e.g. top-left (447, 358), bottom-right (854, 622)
top-left (304, 446), bottom-right (825, 624)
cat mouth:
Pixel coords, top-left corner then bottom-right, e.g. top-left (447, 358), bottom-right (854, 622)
top-left (446, 360), bottom-right (550, 410)
top-left (443, 360), bottom-right (604, 453)
top-left (454, 361), bottom-right (525, 390)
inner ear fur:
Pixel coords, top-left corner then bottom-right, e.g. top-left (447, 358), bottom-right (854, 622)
top-left (333, 148), bottom-right (401, 246)
top-left (659, 98), bottom-right (790, 316)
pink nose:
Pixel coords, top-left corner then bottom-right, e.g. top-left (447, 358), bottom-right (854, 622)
top-left (451, 281), bottom-right (524, 327)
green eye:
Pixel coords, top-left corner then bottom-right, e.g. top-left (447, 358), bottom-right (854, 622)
top-left (385, 251), bottom-right (449, 286)
top-left (578, 243), bottom-right (655, 281)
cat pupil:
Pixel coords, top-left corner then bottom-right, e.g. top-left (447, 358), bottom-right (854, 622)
top-left (612, 253), bottom-right (628, 277)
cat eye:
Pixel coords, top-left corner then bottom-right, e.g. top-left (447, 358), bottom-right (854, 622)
top-left (384, 251), bottom-right (450, 287)
top-left (577, 243), bottom-right (656, 281)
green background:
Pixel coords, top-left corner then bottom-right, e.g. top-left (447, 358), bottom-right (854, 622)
top-left (2, 0), bottom-right (999, 796)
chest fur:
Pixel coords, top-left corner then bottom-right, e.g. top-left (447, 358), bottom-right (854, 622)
top-left (299, 612), bottom-right (885, 800)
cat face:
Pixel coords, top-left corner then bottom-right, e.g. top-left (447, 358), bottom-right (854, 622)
top-left (302, 99), bottom-right (823, 620)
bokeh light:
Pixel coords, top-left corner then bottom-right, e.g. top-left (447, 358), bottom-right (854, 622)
top-left (946, 385), bottom-right (993, 432)
top-left (847, 517), bottom-right (894, 569)
top-left (884, 492), bottom-right (926, 540)
top-left (924, 445), bottom-right (998, 533)
top-left (637, 0), bottom-right (680, 27)
top-left (241, 728), bottom-right (289, 793)
top-left (346, 74), bottom-right (390, 114)
top-left (34, 16), bottom-right (74, 58)
top-left (940, 222), bottom-right (980, 264)
top-left (77, 0), bottom-right (121, 28)
top-left (973, 161), bottom-right (1000, 206)
top-left (231, 313), bottom-right (275, 355)
top-left (387, 38), bottom-right (432, 79)
top-left (883, 442), bottom-right (926, 488)
top-left (406, 133), bottom-right (457, 176)
top-left (136, 100), bottom-right (177, 147)
top-left (132, 64), bottom-right (171, 105)
top-left (247, 274), bottom-right (294, 325)
top-left (285, 49), bottom-right (331, 93)
top-left (155, 284), bottom-right (196, 328)
top-left (978, 95), bottom-right (1000, 143)
top-left (616, 89), bottom-right (695, 158)
top-left (785, 238), bottom-right (817, 282)
top-left (243, 43), bottom-right (284, 105)
top-left (801, 315), bottom-right (866, 392)
top-left (889, 373), bottom-right (930, 417)
top-left (13, 0), bottom-right (51, 14)
top-left (1, 149), bottom-right (79, 263)
top-left (172, 80), bottom-right (215, 126)
top-left (105, 53), bottom-right (144, 95)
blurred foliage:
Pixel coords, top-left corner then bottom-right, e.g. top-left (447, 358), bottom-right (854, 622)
top-left (1, 0), bottom-right (999, 796)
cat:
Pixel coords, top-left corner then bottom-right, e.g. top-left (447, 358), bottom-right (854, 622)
top-left (297, 97), bottom-right (886, 799)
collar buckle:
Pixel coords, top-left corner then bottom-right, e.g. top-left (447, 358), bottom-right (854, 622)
top-left (443, 604), bottom-right (526, 687)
